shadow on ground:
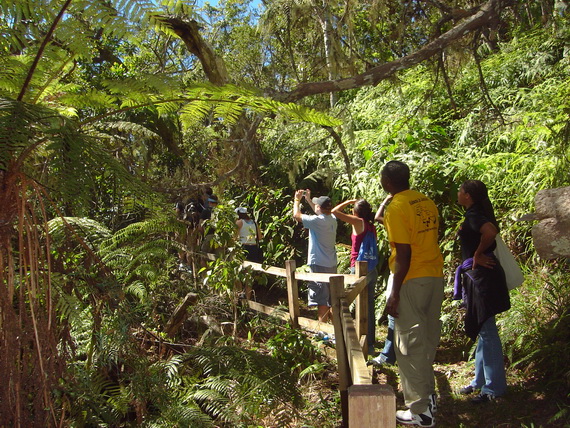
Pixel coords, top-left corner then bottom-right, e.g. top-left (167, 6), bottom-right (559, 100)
top-left (372, 353), bottom-right (568, 427)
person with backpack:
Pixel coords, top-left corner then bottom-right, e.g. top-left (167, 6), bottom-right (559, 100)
top-left (331, 198), bottom-right (379, 355)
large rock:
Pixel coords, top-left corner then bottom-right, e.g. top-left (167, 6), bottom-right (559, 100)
top-left (528, 186), bottom-right (570, 259)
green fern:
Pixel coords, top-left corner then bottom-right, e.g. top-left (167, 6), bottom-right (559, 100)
top-left (48, 216), bottom-right (112, 249)
top-left (183, 345), bottom-right (302, 424)
top-left (146, 404), bottom-right (214, 428)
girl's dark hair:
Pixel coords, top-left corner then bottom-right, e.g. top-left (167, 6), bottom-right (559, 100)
top-left (461, 180), bottom-right (499, 231)
top-left (354, 199), bottom-right (374, 223)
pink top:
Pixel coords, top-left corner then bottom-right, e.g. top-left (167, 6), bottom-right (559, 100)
top-left (350, 222), bottom-right (377, 267)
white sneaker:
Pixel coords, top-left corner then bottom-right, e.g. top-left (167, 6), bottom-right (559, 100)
top-left (395, 408), bottom-right (435, 427)
top-left (429, 393), bottom-right (437, 413)
top-left (367, 354), bottom-right (388, 367)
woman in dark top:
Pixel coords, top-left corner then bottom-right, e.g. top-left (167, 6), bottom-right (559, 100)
top-left (456, 180), bottom-right (510, 403)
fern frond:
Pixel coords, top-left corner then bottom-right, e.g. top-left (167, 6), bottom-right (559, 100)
top-left (102, 74), bottom-right (180, 106)
top-left (176, 83), bottom-right (342, 129)
top-left (0, 58), bottom-right (30, 97)
top-left (191, 382), bottom-right (236, 423)
top-left (124, 280), bottom-right (148, 301)
top-left (48, 216), bottom-right (112, 249)
top-left (59, 89), bottom-right (119, 111)
top-left (185, 346), bottom-right (303, 412)
top-left (104, 120), bottom-right (163, 140)
top-left (0, 97), bottom-right (60, 168)
top-left (149, 403), bottom-right (214, 428)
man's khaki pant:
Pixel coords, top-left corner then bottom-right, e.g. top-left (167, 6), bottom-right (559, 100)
top-left (394, 276), bottom-right (444, 414)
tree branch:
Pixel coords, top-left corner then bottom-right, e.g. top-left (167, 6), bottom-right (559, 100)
top-left (280, 0), bottom-right (511, 102)
top-left (161, 16), bottom-right (228, 86)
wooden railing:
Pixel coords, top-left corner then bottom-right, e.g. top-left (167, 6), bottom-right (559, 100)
top-left (241, 259), bottom-right (396, 428)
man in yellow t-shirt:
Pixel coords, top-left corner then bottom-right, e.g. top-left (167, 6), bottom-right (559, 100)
top-left (380, 160), bottom-right (444, 428)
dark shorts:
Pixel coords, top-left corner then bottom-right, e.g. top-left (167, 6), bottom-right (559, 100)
top-left (243, 244), bottom-right (263, 263)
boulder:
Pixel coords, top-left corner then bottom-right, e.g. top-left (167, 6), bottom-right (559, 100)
top-left (526, 186), bottom-right (570, 259)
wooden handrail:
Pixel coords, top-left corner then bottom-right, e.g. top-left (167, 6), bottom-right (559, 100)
top-left (205, 254), bottom-right (395, 427)
top-left (242, 260), bottom-right (361, 284)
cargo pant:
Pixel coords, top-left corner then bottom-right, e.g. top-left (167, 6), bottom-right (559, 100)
top-left (394, 276), bottom-right (444, 414)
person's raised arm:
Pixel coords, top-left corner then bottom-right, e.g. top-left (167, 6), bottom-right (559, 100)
top-left (331, 199), bottom-right (365, 234)
top-left (375, 194), bottom-right (393, 225)
top-left (331, 199), bottom-right (359, 224)
top-left (303, 189), bottom-right (316, 212)
top-left (293, 189), bottom-right (304, 222)
top-left (473, 222), bottom-right (499, 269)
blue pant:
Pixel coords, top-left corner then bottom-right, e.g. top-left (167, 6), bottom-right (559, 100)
top-left (470, 316), bottom-right (507, 396)
top-left (379, 315), bottom-right (396, 364)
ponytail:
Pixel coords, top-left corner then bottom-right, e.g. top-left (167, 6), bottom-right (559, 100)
top-left (354, 199), bottom-right (375, 224)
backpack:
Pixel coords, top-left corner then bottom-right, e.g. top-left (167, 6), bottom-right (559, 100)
top-left (357, 230), bottom-right (379, 270)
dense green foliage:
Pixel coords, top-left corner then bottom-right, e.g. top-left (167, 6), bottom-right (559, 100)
top-left (1, 0), bottom-right (569, 425)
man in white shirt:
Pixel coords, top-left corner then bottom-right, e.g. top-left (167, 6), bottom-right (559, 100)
top-left (293, 189), bottom-right (337, 322)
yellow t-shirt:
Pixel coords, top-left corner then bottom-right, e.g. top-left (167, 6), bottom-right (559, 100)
top-left (384, 189), bottom-right (443, 281)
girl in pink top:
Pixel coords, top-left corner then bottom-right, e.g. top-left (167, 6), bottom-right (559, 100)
top-left (332, 199), bottom-right (378, 354)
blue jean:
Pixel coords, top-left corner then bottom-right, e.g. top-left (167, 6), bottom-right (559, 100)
top-left (379, 315), bottom-right (396, 364)
top-left (471, 316), bottom-right (507, 396)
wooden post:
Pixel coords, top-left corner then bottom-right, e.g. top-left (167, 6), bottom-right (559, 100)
top-left (330, 275), bottom-right (350, 427)
top-left (348, 384), bottom-right (396, 428)
top-left (354, 261), bottom-right (368, 357)
top-left (164, 292), bottom-right (199, 338)
top-left (285, 260), bottom-right (299, 327)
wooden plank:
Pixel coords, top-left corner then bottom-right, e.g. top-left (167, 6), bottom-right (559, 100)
top-left (243, 261), bottom-right (287, 277)
top-left (293, 272), bottom-right (359, 285)
top-left (294, 271), bottom-right (334, 282)
top-left (246, 300), bottom-right (289, 320)
top-left (285, 260), bottom-right (299, 327)
top-left (342, 273), bottom-right (360, 285)
top-left (348, 384), bottom-right (396, 428)
top-left (245, 302), bottom-right (336, 336)
top-left (345, 272), bottom-right (374, 305)
top-left (359, 335), bottom-right (367, 354)
top-left (340, 299), bottom-right (372, 385)
top-left (297, 317), bottom-right (335, 335)
top-left (355, 261), bottom-right (368, 355)
top-left (330, 275), bottom-right (350, 427)
top-left (210, 256), bottom-right (363, 285)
